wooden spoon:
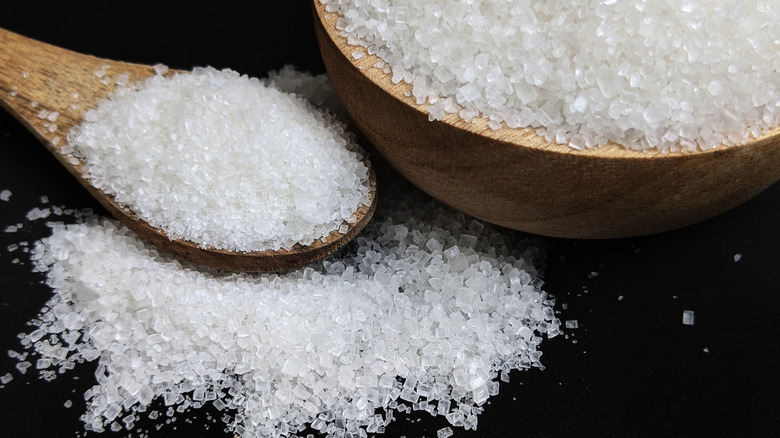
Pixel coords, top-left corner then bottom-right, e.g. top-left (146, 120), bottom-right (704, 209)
top-left (0, 27), bottom-right (377, 272)
top-left (312, 1), bottom-right (780, 239)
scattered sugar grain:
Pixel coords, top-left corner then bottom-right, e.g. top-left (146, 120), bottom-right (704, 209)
top-left (0, 189), bottom-right (11, 201)
top-left (682, 310), bottom-right (695, 326)
top-left (0, 373), bottom-right (13, 384)
top-left (25, 207), bottom-right (51, 221)
top-left (733, 253), bottom-right (742, 262)
top-left (324, 0), bottom-right (780, 151)
top-left (15, 361), bottom-right (31, 374)
top-left (437, 427), bottom-right (454, 438)
top-left (69, 66), bottom-right (371, 252)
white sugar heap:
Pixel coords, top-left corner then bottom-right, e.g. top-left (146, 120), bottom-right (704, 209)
top-left (6, 67), bottom-right (559, 437)
top-left (323, 0), bottom-right (780, 151)
top-left (68, 66), bottom-right (371, 252)
top-left (15, 184), bottom-right (558, 437)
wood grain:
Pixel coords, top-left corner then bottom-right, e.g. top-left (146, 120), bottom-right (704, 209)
top-left (0, 27), bottom-right (377, 272)
top-left (312, 1), bottom-right (780, 239)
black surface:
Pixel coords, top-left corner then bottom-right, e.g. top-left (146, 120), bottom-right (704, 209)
top-left (1, 3), bottom-right (779, 437)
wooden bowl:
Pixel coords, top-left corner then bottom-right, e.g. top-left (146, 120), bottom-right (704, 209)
top-left (312, 1), bottom-right (780, 239)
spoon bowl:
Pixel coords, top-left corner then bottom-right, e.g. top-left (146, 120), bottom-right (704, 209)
top-left (0, 27), bottom-right (377, 272)
top-left (313, 1), bottom-right (780, 239)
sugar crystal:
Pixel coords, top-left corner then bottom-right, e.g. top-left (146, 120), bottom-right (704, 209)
top-left (682, 310), bottom-right (695, 325)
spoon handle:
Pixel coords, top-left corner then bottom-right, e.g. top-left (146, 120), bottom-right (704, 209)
top-left (0, 28), bottom-right (157, 170)
top-left (0, 28), bottom-right (178, 263)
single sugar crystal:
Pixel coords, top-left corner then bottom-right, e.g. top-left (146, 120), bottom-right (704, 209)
top-left (682, 310), bottom-right (695, 326)
top-left (437, 427), bottom-right (454, 438)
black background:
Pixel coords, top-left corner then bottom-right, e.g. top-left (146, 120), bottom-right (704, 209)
top-left (1, 2), bottom-right (778, 437)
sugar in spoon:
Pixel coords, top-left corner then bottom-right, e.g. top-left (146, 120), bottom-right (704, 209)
top-left (0, 27), bottom-right (377, 271)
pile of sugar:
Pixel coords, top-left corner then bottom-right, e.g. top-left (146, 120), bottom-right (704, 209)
top-left (5, 68), bottom-right (559, 437)
top-left (323, 0), bottom-right (780, 151)
top-left (67, 66), bottom-right (371, 252)
top-left (10, 184), bottom-right (558, 437)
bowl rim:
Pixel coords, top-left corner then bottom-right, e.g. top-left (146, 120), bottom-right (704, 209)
top-left (313, 0), bottom-right (780, 162)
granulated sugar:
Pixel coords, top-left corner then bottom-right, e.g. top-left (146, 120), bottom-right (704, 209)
top-left (9, 183), bottom-right (558, 437)
top-left (4, 67), bottom-right (559, 437)
top-left (261, 65), bottom-right (350, 121)
top-left (67, 66), bottom-right (371, 252)
top-left (322, 0), bottom-right (780, 151)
